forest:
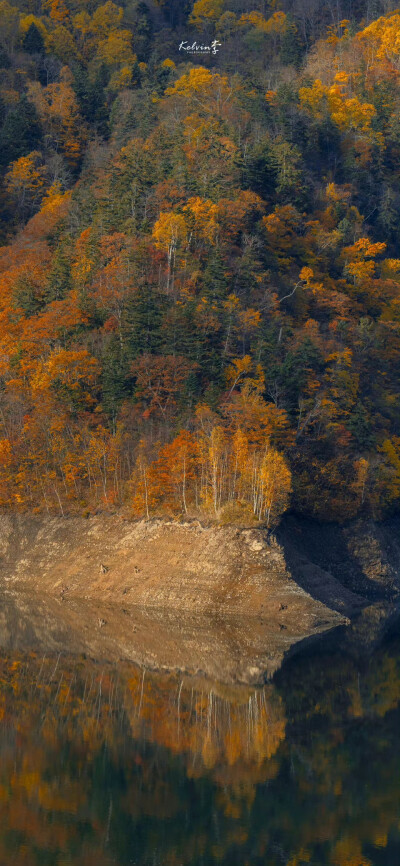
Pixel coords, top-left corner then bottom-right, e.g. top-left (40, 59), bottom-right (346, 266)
top-left (0, 0), bottom-right (400, 524)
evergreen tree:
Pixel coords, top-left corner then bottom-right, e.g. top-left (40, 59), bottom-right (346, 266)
top-left (22, 23), bottom-right (45, 56)
top-left (0, 97), bottom-right (42, 168)
top-left (124, 287), bottom-right (165, 358)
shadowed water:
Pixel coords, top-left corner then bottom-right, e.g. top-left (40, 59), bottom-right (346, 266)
top-left (0, 636), bottom-right (399, 866)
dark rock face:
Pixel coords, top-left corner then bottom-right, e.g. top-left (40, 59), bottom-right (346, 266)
top-left (0, 512), bottom-right (398, 683)
top-left (276, 514), bottom-right (400, 607)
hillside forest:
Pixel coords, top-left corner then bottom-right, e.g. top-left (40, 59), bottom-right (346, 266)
top-left (1, 0), bottom-right (400, 525)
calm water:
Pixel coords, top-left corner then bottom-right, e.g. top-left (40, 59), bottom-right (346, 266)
top-left (0, 636), bottom-right (399, 866)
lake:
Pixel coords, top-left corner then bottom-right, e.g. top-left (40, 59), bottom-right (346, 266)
top-left (0, 635), bottom-right (399, 865)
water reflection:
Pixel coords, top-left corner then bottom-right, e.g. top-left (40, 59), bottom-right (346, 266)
top-left (0, 638), bottom-right (398, 865)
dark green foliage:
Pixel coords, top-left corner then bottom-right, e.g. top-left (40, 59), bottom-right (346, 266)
top-left (202, 253), bottom-right (230, 303)
top-left (348, 401), bottom-right (375, 449)
top-left (101, 336), bottom-right (132, 428)
top-left (22, 23), bottom-right (45, 55)
top-left (123, 287), bottom-right (165, 358)
top-left (73, 65), bottom-right (110, 138)
top-left (0, 97), bottom-right (42, 168)
top-left (45, 247), bottom-right (72, 303)
top-left (12, 276), bottom-right (45, 317)
top-left (243, 139), bottom-right (277, 204)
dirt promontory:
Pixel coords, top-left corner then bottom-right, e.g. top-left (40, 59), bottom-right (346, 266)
top-left (0, 513), bottom-right (398, 683)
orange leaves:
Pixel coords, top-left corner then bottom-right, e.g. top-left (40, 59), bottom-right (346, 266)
top-left (34, 349), bottom-right (99, 402)
top-left (299, 78), bottom-right (377, 139)
top-left (132, 430), bottom-right (199, 516)
top-left (43, 0), bottom-right (69, 24)
top-left (133, 354), bottom-right (195, 421)
top-left (5, 151), bottom-right (46, 211)
top-left (216, 190), bottom-right (265, 241)
top-left (27, 68), bottom-right (86, 168)
top-left (129, 389), bottom-right (291, 523)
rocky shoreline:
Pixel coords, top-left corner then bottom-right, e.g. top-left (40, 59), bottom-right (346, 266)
top-left (0, 512), bottom-right (398, 683)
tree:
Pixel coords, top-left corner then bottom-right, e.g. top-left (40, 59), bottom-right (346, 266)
top-left (0, 98), bottom-right (43, 169)
top-left (189, 0), bottom-right (224, 30)
top-left (27, 68), bottom-right (86, 169)
top-left (5, 151), bottom-right (46, 219)
top-left (133, 354), bottom-right (195, 423)
top-left (258, 447), bottom-right (292, 526)
top-left (22, 22), bottom-right (45, 55)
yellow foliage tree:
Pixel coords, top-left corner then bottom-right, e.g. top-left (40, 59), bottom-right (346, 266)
top-left (189, 0), bottom-right (224, 29)
top-left (5, 151), bottom-right (45, 212)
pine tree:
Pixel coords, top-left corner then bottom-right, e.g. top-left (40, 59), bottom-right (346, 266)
top-left (23, 23), bottom-right (45, 56)
top-left (0, 97), bottom-right (43, 168)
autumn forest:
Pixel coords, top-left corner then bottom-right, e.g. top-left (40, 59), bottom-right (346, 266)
top-left (1, 0), bottom-right (400, 525)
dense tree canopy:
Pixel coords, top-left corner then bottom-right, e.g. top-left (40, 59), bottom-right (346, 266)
top-left (0, 0), bottom-right (400, 523)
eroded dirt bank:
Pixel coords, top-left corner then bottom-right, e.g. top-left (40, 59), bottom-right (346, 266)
top-left (0, 513), bottom-right (398, 683)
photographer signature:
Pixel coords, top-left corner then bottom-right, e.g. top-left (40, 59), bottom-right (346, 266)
top-left (179, 39), bottom-right (221, 55)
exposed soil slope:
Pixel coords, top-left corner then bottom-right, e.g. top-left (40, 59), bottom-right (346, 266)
top-left (0, 513), bottom-right (398, 683)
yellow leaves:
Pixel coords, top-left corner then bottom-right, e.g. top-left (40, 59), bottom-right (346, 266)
top-left (357, 12), bottom-right (400, 68)
top-left (379, 436), bottom-right (400, 494)
top-left (325, 182), bottom-right (351, 203)
top-left (226, 355), bottom-right (253, 389)
top-left (299, 78), bottom-right (377, 137)
top-left (30, 350), bottom-right (100, 414)
top-left (152, 211), bottom-right (188, 253)
top-left (299, 78), bottom-right (326, 118)
top-left (239, 10), bottom-right (270, 30)
top-left (332, 838), bottom-right (372, 866)
top-left (152, 198), bottom-right (220, 253)
top-left (27, 70), bottom-right (86, 168)
top-left (326, 348), bottom-right (353, 369)
top-left (346, 260), bottom-right (376, 282)
top-left (238, 307), bottom-right (261, 334)
top-left (184, 196), bottom-right (218, 244)
top-left (40, 182), bottom-right (71, 216)
top-left (334, 70), bottom-right (349, 84)
top-left (109, 64), bottom-right (133, 91)
top-left (226, 355), bottom-right (264, 394)
top-left (239, 10), bottom-right (288, 35)
top-left (166, 66), bottom-right (218, 98)
top-left (287, 850), bottom-right (311, 866)
top-left (189, 0), bottom-right (224, 29)
top-left (165, 67), bottom-right (237, 121)
top-left (265, 89), bottom-right (277, 105)
top-left (96, 29), bottom-right (135, 68)
top-left (343, 238), bottom-right (386, 284)
top-left (20, 13), bottom-right (48, 41)
top-left (381, 258), bottom-right (400, 280)
top-left (5, 151), bottom-right (45, 205)
top-left (90, 1), bottom-right (123, 36)
top-left (344, 238), bottom-right (387, 260)
top-left (352, 458), bottom-right (369, 505)
top-left (260, 448), bottom-right (292, 527)
top-left (300, 267), bottom-right (314, 284)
